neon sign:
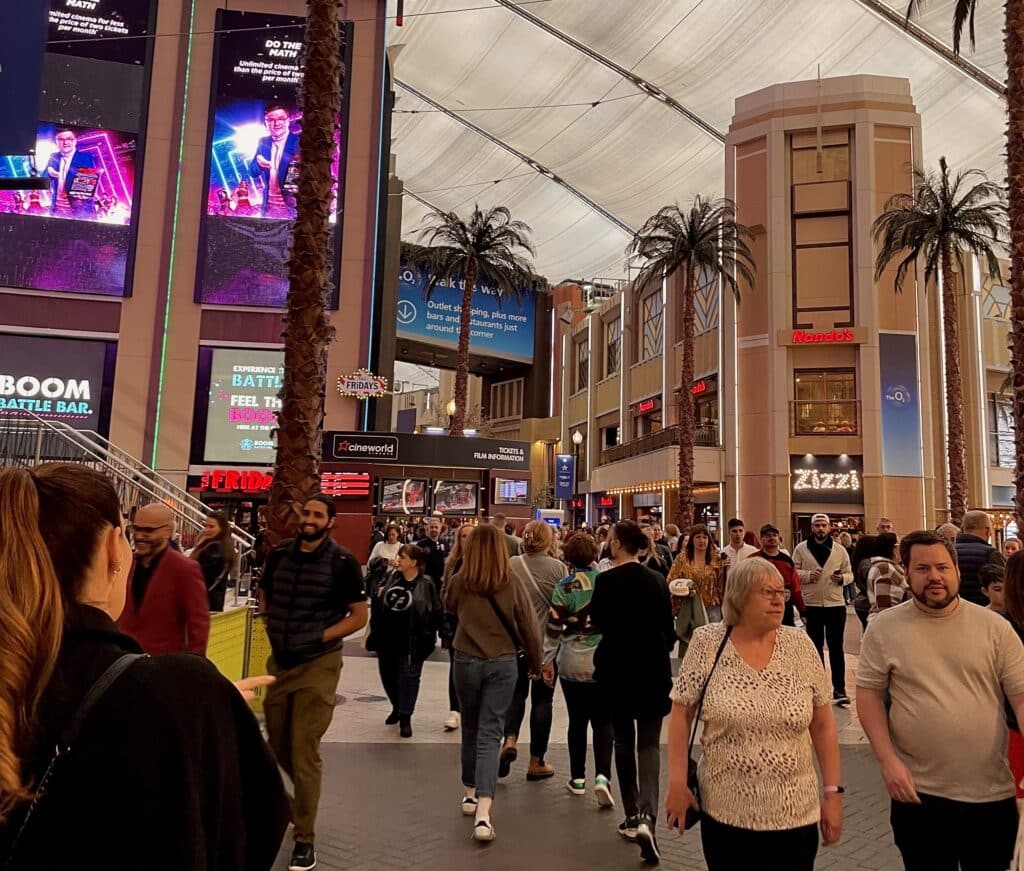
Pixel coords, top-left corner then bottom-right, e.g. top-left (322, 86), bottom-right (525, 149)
top-left (792, 328), bottom-right (854, 344)
top-left (792, 468), bottom-right (861, 492)
top-left (198, 469), bottom-right (371, 497)
top-left (637, 398), bottom-right (657, 414)
top-left (692, 380), bottom-right (708, 395)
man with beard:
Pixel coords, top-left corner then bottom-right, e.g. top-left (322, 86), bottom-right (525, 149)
top-left (259, 495), bottom-right (368, 871)
top-left (793, 513), bottom-right (853, 706)
top-left (857, 530), bottom-right (1024, 871)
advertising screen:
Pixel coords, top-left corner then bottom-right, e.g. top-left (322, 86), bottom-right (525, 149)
top-left (0, 333), bottom-right (116, 433)
top-left (397, 262), bottom-right (536, 364)
top-left (202, 348), bottom-right (284, 465)
top-left (493, 478), bottom-right (528, 505)
top-left (379, 478), bottom-right (427, 515)
top-left (196, 10), bottom-right (351, 307)
top-left (432, 480), bottom-right (479, 515)
top-left (0, 0), bottom-right (155, 296)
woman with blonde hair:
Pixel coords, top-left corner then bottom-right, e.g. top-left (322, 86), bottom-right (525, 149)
top-left (445, 523), bottom-right (542, 843)
top-left (440, 522), bottom-right (475, 731)
top-left (667, 558), bottom-right (843, 869)
top-left (0, 464), bottom-right (288, 868)
top-left (500, 520), bottom-right (567, 781)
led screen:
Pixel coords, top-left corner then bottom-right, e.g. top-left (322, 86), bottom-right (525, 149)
top-left (493, 477), bottom-right (528, 506)
top-left (195, 10), bottom-right (351, 307)
top-left (203, 348), bottom-right (284, 464)
top-left (0, 333), bottom-right (116, 433)
top-left (379, 478), bottom-right (427, 515)
top-left (0, 0), bottom-right (155, 296)
top-left (432, 480), bottom-right (479, 516)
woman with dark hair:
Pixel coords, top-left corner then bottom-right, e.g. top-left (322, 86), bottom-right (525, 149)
top-left (375, 543), bottom-right (443, 738)
top-left (850, 534), bottom-right (877, 629)
top-left (368, 523), bottom-right (402, 565)
top-left (0, 465), bottom-right (288, 869)
top-left (445, 524), bottom-right (542, 843)
top-left (667, 524), bottom-right (727, 622)
top-left (189, 512), bottom-right (238, 612)
top-left (590, 520), bottom-right (676, 864)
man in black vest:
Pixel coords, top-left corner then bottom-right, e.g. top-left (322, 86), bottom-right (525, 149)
top-left (259, 495), bottom-right (368, 871)
top-left (955, 510), bottom-right (1006, 607)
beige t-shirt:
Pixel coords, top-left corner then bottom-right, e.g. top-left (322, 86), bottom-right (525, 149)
top-left (672, 624), bottom-right (831, 830)
top-left (856, 598), bottom-right (1024, 802)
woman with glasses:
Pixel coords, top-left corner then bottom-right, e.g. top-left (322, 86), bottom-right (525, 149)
top-left (666, 558), bottom-right (843, 870)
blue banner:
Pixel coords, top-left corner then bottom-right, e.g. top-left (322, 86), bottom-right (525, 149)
top-left (555, 453), bottom-right (574, 501)
top-left (397, 262), bottom-right (536, 364)
top-left (0, 1), bottom-right (49, 155)
top-left (879, 332), bottom-right (923, 477)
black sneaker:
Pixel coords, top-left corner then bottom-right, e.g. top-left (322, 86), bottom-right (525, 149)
top-left (833, 691), bottom-right (851, 708)
top-left (288, 842), bottom-right (317, 871)
top-left (385, 710), bottom-right (400, 725)
top-left (498, 745), bottom-right (517, 778)
top-left (635, 816), bottom-right (660, 865)
top-left (617, 815), bottom-right (639, 841)
top-left (399, 716), bottom-right (413, 738)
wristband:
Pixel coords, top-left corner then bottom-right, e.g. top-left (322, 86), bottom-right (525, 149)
top-left (821, 785), bottom-right (845, 795)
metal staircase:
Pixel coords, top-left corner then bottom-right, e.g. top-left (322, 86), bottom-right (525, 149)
top-left (0, 410), bottom-right (254, 551)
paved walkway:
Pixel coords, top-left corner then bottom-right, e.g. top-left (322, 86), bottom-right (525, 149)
top-left (272, 612), bottom-right (901, 870)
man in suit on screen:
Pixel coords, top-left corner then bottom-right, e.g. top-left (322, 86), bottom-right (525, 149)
top-left (248, 103), bottom-right (299, 218)
top-left (46, 129), bottom-right (96, 218)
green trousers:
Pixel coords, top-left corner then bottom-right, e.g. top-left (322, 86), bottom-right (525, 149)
top-left (264, 649), bottom-right (343, 843)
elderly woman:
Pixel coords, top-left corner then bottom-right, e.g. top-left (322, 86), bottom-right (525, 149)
top-left (666, 558), bottom-right (843, 870)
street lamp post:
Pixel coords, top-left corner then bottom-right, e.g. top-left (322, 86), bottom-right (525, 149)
top-left (571, 428), bottom-right (583, 529)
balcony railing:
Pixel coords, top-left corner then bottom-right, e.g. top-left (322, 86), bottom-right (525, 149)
top-left (599, 423), bottom-right (719, 465)
top-left (791, 400), bottom-right (860, 436)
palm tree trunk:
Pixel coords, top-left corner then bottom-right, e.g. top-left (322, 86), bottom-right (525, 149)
top-left (940, 239), bottom-right (968, 526)
top-left (675, 265), bottom-right (697, 534)
top-left (267, 0), bottom-right (341, 542)
top-left (1006, 0), bottom-right (1024, 528)
top-left (450, 260), bottom-right (475, 437)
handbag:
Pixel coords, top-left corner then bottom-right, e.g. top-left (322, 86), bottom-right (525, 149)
top-left (487, 595), bottom-right (527, 662)
top-left (684, 625), bottom-right (733, 830)
top-left (3, 652), bottom-right (147, 871)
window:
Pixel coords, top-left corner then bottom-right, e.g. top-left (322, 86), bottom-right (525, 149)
top-left (489, 378), bottom-right (524, 421)
top-left (635, 408), bottom-right (663, 439)
top-left (640, 292), bottom-right (663, 361)
top-left (695, 395), bottom-right (719, 446)
top-left (601, 424), bottom-right (620, 448)
top-left (605, 316), bottom-right (621, 377)
top-left (575, 336), bottom-right (589, 391)
top-left (990, 393), bottom-right (1015, 469)
top-left (793, 369), bottom-right (857, 434)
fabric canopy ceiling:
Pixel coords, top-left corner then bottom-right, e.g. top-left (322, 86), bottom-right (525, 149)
top-left (386, 0), bottom-right (1007, 283)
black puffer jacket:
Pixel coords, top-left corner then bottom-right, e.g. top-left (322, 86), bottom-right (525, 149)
top-left (955, 533), bottom-right (1005, 606)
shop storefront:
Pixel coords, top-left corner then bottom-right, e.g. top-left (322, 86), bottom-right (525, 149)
top-left (790, 453), bottom-right (864, 544)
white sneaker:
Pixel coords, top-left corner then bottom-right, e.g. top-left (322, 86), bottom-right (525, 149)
top-left (594, 775), bottom-right (615, 808)
top-left (444, 711), bottom-right (461, 731)
top-left (461, 796), bottom-right (478, 816)
top-left (473, 819), bottom-right (496, 842)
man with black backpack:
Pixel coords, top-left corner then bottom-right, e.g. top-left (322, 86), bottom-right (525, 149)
top-left (258, 495), bottom-right (368, 871)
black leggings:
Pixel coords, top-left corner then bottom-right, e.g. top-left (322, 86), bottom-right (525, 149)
top-left (447, 646), bottom-right (459, 712)
top-left (701, 812), bottom-right (818, 871)
top-left (504, 657), bottom-right (556, 758)
top-left (804, 605), bottom-right (847, 694)
top-left (560, 679), bottom-right (613, 781)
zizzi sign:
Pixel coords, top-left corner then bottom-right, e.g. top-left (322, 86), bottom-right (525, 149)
top-left (790, 454), bottom-right (864, 504)
top-left (792, 329), bottom-right (855, 344)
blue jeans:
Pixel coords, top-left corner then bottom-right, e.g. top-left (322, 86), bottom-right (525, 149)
top-left (453, 651), bottom-right (518, 799)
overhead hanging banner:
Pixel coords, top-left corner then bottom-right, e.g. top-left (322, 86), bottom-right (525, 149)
top-left (554, 453), bottom-right (574, 500)
top-left (879, 332), bottom-right (924, 477)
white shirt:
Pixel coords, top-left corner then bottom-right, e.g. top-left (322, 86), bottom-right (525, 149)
top-left (368, 540), bottom-right (401, 564)
top-left (723, 543), bottom-right (758, 563)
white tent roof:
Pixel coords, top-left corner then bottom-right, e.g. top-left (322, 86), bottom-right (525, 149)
top-left (386, 0), bottom-right (1006, 282)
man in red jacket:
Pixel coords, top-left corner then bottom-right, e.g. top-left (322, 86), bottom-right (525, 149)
top-left (118, 502), bottom-right (210, 655)
top-left (753, 523), bottom-right (805, 627)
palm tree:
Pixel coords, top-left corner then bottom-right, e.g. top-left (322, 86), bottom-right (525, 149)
top-left (266, 0), bottom-right (342, 542)
top-left (629, 196), bottom-right (755, 534)
top-left (904, 0), bottom-right (1024, 537)
top-left (404, 205), bottom-right (541, 436)
top-left (873, 156), bottom-right (1006, 526)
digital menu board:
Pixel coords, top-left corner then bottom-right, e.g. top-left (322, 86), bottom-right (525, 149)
top-left (432, 480), bottom-right (479, 516)
top-left (379, 478), bottom-right (427, 515)
top-left (0, 0), bottom-right (155, 296)
top-left (493, 478), bottom-right (528, 505)
top-left (0, 333), bottom-right (117, 434)
top-left (201, 347), bottom-right (283, 465)
top-left (195, 10), bottom-right (351, 307)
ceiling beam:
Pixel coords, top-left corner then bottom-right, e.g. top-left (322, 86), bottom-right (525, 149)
top-left (394, 78), bottom-right (636, 236)
top-left (493, 0), bottom-right (725, 143)
top-left (852, 0), bottom-right (1004, 97)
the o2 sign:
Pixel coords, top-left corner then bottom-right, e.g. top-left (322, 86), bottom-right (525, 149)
top-left (884, 383), bottom-right (912, 407)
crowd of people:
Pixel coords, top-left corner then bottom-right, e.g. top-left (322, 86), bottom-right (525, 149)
top-left (4, 461), bottom-right (1024, 871)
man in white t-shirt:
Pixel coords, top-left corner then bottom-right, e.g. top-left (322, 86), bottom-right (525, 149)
top-left (722, 518), bottom-right (758, 564)
top-left (857, 529), bottom-right (1024, 871)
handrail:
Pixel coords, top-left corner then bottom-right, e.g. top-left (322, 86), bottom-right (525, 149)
top-left (598, 423), bottom-right (720, 466)
top-left (0, 411), bottom-right (254, 549)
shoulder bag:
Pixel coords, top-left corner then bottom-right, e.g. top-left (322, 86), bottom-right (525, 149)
top-left (3, 653), bottom-right (147, 870)
top-left (486, 595), bottom-right (527, 662)
top-left (684, 625), bottom-right (733, 830)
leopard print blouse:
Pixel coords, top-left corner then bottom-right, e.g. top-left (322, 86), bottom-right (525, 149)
top-left (671, 623), bottom-right (831, 830)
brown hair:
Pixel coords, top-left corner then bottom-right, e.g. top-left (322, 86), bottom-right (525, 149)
top-left (398, 543), bottom-right (426, 568)
top-left (899, 529), bottom-right (958, 569)
top-left (0, 464), bottom-right (121, 818)
top-left (1004, 552), bottom-right (1024, 626)
top-left (456, 524), bottom-right (510, 595)
top-left (191, 512), bottom-right (235, 570)
top-left (443, 523), bottom-right (474, 585)
top-left (563, 533), bottom-right (598, 568)
top-left (521, 520), bottom-right (555, 555)
top-left (685, 523), bottom-right (716, 563)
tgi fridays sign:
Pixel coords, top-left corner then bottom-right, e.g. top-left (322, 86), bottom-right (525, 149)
top-left (336, 369), bottom-right (388, 399)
